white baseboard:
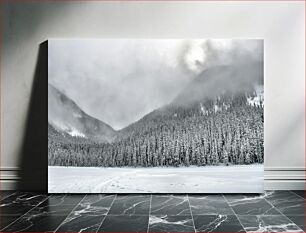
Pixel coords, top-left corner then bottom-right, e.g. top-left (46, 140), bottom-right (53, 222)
top-left (0, 166), bottom-right (304, 191)
top-left (264, 166), bottom-right (305, 190)
top-left (0, 168), bottom-right (20, 190)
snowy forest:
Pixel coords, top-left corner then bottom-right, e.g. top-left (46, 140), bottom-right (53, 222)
top-left (48, 91), bottom-right (264, 167)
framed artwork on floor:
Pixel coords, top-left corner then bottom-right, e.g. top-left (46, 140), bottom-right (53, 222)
top-left (48, 39), bottom-right (264, 193)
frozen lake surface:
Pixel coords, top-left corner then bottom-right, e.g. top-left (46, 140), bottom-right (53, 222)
top-left (48, 164), bottom-right (264, 193)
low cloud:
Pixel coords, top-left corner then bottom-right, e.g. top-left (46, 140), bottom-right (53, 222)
top-left (49, 39), bottom-right (263, 129)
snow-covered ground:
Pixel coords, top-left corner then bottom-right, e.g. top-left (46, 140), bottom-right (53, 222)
top-left (48, 164), bottom-right (264, 193)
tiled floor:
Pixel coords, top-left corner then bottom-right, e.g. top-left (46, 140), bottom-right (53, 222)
top-left (0, 191), bottom-right (304, 232)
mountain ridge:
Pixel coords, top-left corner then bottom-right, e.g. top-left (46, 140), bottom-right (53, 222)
top-left (48, 84), bottom-right (116, 143)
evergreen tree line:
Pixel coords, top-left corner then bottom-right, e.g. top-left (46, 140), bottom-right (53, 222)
top-left (48, 94), bottom-right (264, 167)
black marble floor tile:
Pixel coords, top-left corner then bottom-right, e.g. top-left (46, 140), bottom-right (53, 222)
top-left (148, 215), bottom-right (195, 232)
top-left (2, 214), bottom-right (67, 232)
top-left (73, 194), bottom-right (116, 215)
top-left (98, 215), bottom-right (149, 232)
top-left (193, 215), bottom-right (245, 232)
top-left (28, 195), bottom-right (84, 216)
top-left (224, 194), bottom-right (281, 215)
top-left (0, 215), bottom-right (22, 231)
top-left (0, 192), bottom-right (48, 216)
top-left (1, 194), bottom-right (84, 232)
top-left (56, 213), bottom-right (105, 232)
top-left (238, 215), bottom-right (303, 232)
top-left (265, 191), bottom-right (304, 215)
top-left (108, 195), bottom-right (150, 215)
top-left (0, 191), bottom-right (304, 232)
top-left (286, 215), bottom-right (305, 231)
top-left (188, 195), bottom-right (234, 215)
top-left (151, 195), bottom-right (191, 216)
top-left (0, 191), bottom-right (15, 201)
top-left (48, 194), bottom-right (85, 205)
top-left (291, 191), bottom-right (305, 199)
top-left (29, 204), bottom-right (78, 217)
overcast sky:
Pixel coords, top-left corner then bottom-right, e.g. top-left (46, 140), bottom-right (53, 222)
top-left (48, 39), bottom-right (263, 130)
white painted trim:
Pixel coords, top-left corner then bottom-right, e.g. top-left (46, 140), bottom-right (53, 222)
top-left (264, 174), bottom-right (305, 180)
top-left (0, 167), bottom-right (21, 171)
top-left (0, 174), bottom-right (21, 180)
top-left (0, 180), bottom-right (18, 190)
top-left (265, 167), bottom-right (305, 171)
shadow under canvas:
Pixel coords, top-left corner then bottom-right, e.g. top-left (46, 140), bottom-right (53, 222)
top-left (17, 41), bottom-right (48, 192)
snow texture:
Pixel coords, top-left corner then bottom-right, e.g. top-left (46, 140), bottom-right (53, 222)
top-left (67, 128), bottom-right (86, 138)
top-left (48, 164), bottom-right (264, 193)
top-left (247, 85), bottom-right (264, 106)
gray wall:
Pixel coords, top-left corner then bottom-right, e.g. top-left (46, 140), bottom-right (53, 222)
top-left (1, 1), bottom-right (304, 190)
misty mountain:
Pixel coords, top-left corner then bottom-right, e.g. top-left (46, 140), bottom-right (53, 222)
top-left (173, 62), bottom-right (263, 106)
top-left (48, 123), bottom-right (94, 144)
top-left (48, 84), bottom-right (116, 143)
top-left (120, 64), bottom-right (263, 138)
top-left (49, 64), bottom-right (263, 167)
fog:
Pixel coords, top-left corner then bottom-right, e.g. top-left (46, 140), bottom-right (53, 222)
top-left (48, 39), bottom-right (263, 130)
top-left (175, 39), bottom-right (263, 105)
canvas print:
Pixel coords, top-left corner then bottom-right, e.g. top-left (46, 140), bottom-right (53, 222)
top-left (48, 39), bottom-right (264, 193)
